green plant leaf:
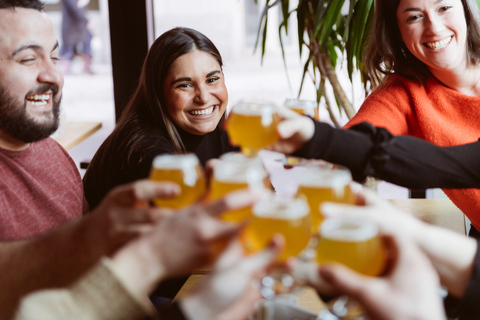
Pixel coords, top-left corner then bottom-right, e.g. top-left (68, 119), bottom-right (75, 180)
top-left (343, 0), bottom-right (357, 40)
top-left (327, 41), bottom-right (337, 69)
top-left (298, 53), bottom-right (313, 97)
top-left (315, 0), bottom-right (345, 44)
top-left (346, 0), bottom-right (373, 80)
top-left (281, 0), bottom-right (289, 34)
top-left (252, 0), bottom-right (375, 123)
top-left (297, 0), bottom-right (308, 56)
top-left (314, 0), bottom-right (328, 27)
top-left (278, 21), bottom-right (294, 94)
top-left (261, 12), bottom-right (269, 63)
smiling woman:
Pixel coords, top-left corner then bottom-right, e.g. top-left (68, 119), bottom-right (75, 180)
top-left (82, 27), bottom-right (238, 211)
top-left (343, 0), bottom-right (480, 239)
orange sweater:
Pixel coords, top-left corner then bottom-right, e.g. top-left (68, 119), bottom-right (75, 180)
top-left (346, 75), bottom-right (480, 230)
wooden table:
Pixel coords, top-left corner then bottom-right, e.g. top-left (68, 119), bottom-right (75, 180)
top-left (391, 199), bottom-right (466, 235)
top-left (51, 121), bottom-right (102, 151)
top-left (174, 198), bottom-right (466, 313)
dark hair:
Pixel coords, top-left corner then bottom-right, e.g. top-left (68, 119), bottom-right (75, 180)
top-left (364, 0), bottom-right (480, 86)
top-left (107, 27), bottom-right (223, 160)
top-left (0, 0), bottom-right (44, 10)
top-left (84, 27), bottom-right (224, 207)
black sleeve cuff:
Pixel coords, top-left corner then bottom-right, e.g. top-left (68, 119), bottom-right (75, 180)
top-left (293, 121), bottom-right (385, 183)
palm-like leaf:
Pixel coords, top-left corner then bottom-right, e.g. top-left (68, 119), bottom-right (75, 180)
top-left (254, 0), bottom-right (374, 126)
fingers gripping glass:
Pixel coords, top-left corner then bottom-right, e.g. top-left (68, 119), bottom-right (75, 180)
top-left (149, 153), bottom-right (206, 209)
top-left (241, 195), bottom-right (312, 299)
top-left (316, 217), bottom-right (387, 320)
top-left (225, 101), bottom-right (281, 157)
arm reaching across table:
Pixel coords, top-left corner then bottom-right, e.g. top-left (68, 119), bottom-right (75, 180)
top-left (270, 110), bottom-right (480, 189)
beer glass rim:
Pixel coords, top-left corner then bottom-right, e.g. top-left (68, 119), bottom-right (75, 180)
top-left (299, 165), bottom-right (352, 187)
top-left (319, 217), bottom-right (378, 242)
top-left (152, 153), bottom-right (200, 169)
top-left (283, 98), bottom-right (317, 110)
top-left (215, 153), bottom-right (266, 182)
top-left (230, 100), bottom-right (278, 115)
top-left (253, 194), bottom-right (310, 220)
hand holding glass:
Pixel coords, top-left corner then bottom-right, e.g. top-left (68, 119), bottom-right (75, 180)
top-left (208, 152), bottom-right (270, 222)
top-left (284, 98), bottom-right (319, 120)
top-left (241, 195), bottom-right (312, 298)
top-left (149, 153), bottom-right (206, 209)
top-left (225, 101), bottom-right (281, 156)
top-left (297, 164), bottom-right (355, 233)
top-left (316, 216), bottom-right (387, 319)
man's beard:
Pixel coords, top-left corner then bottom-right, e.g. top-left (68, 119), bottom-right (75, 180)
top-left (0, 85), bottom-right (61, 143)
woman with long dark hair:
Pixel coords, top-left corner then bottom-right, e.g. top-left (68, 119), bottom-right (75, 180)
top-left (83, 27), bottom-right (237, 210)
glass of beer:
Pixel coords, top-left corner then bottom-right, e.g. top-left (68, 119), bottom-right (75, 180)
top-left (149, 153), bottom-right (206, 209)
top-left (225, 101), bottom-right (281, 157)
top-left (241, 195), bottom-right (312, 298)
top-left (316, 216), bottom-right (387, 319)
top-left (209, 152), bottom-right (270, 223)
top-left (296, 164), bottom-right (355, 234)
top-left (284, 98), bottom-right (319, 120)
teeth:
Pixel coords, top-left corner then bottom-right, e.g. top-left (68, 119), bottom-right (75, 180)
top-left (189, 106), bottom-right (214, 116)
top-left (30, 100), bottom-right (48, 106)
top-left (26, 94), bottom-right (51, 105)
top-left (425, 36), bottom-right (452, 50)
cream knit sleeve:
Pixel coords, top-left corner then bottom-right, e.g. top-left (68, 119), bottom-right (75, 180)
top-left (14, 258), bottom-right (154, 320)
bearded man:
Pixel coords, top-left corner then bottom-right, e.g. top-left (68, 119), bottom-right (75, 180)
top-left (0, 0), bottom-right (88, 240)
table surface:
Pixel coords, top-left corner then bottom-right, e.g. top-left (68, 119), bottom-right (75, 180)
top-left (51, 121), bottom-right (102, 151)
top-left (174, 198), bottom-right (466, 313)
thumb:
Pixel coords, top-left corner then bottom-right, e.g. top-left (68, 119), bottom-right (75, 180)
top-left (320, 264), bottom-right (374, 301)
top-left (277, 117), bottom-right (305, 139)
top-left (109, 179), bottom-right (181, 206)
top-left (239, 234), bottom-right (285, 275)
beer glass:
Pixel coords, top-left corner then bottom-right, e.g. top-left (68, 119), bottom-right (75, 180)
top-left (241, 195), bottom-right (311, 298)
top-left (284, 98), bottom-right (319, 120)
top-left (209, 152), bottom-right (270, 223)
top-left (316, 216), bottom-right (387, 319)
top-left (296, 164), bottom-right (355, 233)
top-left (149, 153), bottom-right (206, 209)
top-left (225, 101), bottom-right (281, 156)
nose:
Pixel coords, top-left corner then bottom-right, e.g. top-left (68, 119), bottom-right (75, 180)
top-left (193, 83), bottom-right (210, 105)
top-left (37, 58), bottom-right (63, 88)
top-left (425, 13), bottom-right (445, 34)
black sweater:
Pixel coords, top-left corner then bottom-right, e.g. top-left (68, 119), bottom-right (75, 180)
top-left (83, 122), bottom-right (238, 210)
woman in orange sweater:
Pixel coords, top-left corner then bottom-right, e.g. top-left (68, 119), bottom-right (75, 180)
top-left (269, 0), bottom-right (480, 237)
top-left (343, 0), bottom-right (480, 236)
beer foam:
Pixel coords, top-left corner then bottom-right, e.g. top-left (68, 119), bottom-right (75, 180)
top-left (253, 196), bottom-right (310, 220)
top-left (299, 167), bottom-right (351, 188)
top-left (215, 157), bottom-right (266, 183)
top-left (320, 217), bottom-right (378, 242)
top-left (284, 99), bottom-right (316, 110)
top-left (152, 153), bottom-right (199, 169)
top-left (231, 102), bottom-right (277, 116)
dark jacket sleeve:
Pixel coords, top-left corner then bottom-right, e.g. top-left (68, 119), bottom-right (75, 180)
top-left (293, 121), bottom-right (480, 189)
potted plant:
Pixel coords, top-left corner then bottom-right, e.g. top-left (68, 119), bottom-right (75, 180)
top-left (254, 0), bottom-right (374, 127)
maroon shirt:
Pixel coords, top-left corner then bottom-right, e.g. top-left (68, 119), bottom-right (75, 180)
top-left (0, 138), bottom-right (88, 240)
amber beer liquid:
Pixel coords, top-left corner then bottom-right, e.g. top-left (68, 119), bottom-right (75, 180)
top-left (226, 102), bottom-right (281, 156)
top-left (284, 98), bottom-right (319, 120)
top-left (241, 195), bottom-right (311, 263)
top-left (296, 166), bottom-right (354, 232)
top-left (149, 154), bottom-right (206, 209)
top-left (209, 153), bottom-right (269, 222)
top-left (316, 217), bottom-right (387, 276)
